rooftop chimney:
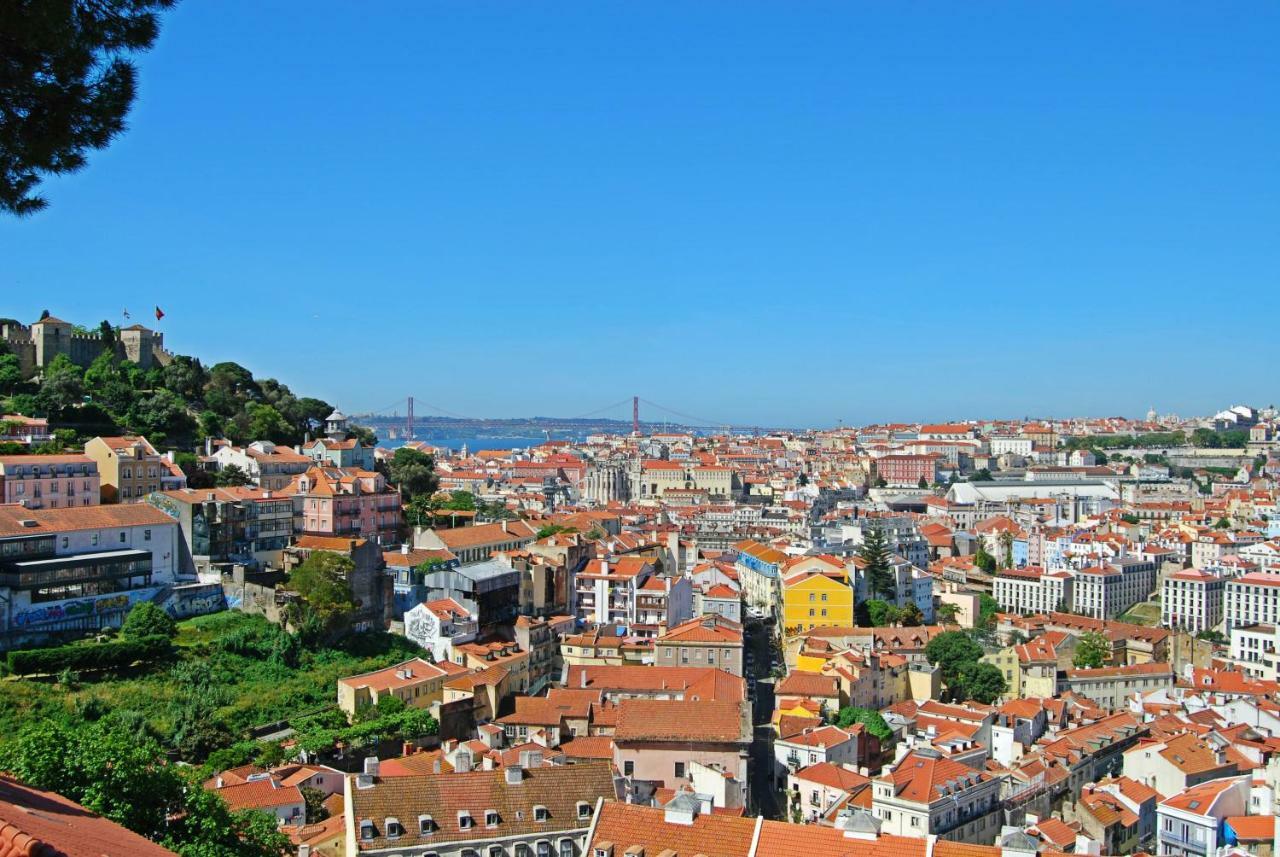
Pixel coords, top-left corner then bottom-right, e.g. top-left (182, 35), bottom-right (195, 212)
top-left (363, 756), bottom-right (380, 778)
top-left (504, 766), bottom-right (523, 784)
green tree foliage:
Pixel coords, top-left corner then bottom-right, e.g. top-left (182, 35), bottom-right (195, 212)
top-left (384, 447), bottom-right (439, 500)
top-left (924, 630), bottom-right (983, 690)
top-left (244, 402), bottom-right (293, 444)
top-left (0, 720), bottom-right (291, 855)
top-left (953, 661), bottom-right (1006, 704)
top-left (0, 1), bottom-right (176, 216)
top-left (287, 553), bottom-right (356, 622)
top-left (936, 602), bottom-right (961, 625)
top-left (834, 707), bottom-right (894, 745)
top-left (864, 599), bottom-right (894, 627)
top-left (214, 463), bottom-right (253, 487)
top-left (300, 785), bottom-right (329, 824)
top-left (7, 635), bottom-right (171, 676)
top-left (969, 468), bottom-right (994, 482)
top-left (536, 524), bottom-right (575, 539)
top-left (120, 602), bottom-right (177, 640)
top-left (899, 602), bottom-right (924, 626)
top-left (858, 527), bottom-right (895, 599)
top-left (973, 544), bottom-right (997, 573)
top-left (1196, 629), bottom-right (1226, 645)
top-left (978, 594), bottom-right (999, 628)
top-left (36, 353), bottom-right (84, 415)
top-left (0, 351), bottom-right (24, 395)
top-left (1073, 630), bottom-right (1111, 669)
top-left (436, 490), bottom-right (478, 511)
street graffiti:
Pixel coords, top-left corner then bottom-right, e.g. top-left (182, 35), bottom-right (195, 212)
top-left (12, 593), bottom-right (135, 628)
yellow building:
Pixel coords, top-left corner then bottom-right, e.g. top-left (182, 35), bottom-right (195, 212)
top-left (336, 657), bottom-right (471, 720)
top-left (781, 558), bottom-right (854, 638)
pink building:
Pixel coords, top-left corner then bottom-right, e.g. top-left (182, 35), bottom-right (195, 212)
top-left (284, 465), bottom-right (401, 544)
top-left (613, 698), bottom-right (750, 805)
top-left (0, 454), bottom-right (100, 510)
top-left (0, 415), bottom-right (52, 446)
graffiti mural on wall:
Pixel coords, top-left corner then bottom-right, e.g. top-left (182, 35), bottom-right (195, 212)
top-left (161, 584), bottom-right (225, 619)
top-left (12, 593), bottom-right (137, 628)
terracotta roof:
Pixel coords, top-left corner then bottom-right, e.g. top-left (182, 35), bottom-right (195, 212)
top-left (0, 503), bottom-right (173, 537)
top-left (435, 520), bottom-right (537, 549)
top-left (565, 665), bottom-right (745, 702)
top-left (1065, 661), bottom-right (1172, 680)
top-left (349, 761), bottom-right (615, 849)
top-left (0, 774), bottom-right (178, 856)
top-left (882, 750), bottom-right (993, 803)
top-left (590, 801), bottom-right (757, 857)
top-left (790, 761), bottom-right (869, 792)
top-left (1225, 815), bottom-right (1275, 840)
top-left (775, 671), bottom-right (839, 698)
top-left (215, 778), bottom-right (304, 813)
top-left (615, 699), bottom-right (747, 743)
top-left (658, 615), bottom-right (744, 645)
top-left (557, 736), bottom-right (616, 760)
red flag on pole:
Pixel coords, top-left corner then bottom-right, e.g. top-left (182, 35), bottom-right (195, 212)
top-left (155, 306), bottom-right (165, 321)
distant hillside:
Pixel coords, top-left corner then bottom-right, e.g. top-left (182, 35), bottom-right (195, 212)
top-left (0, 313), bottom-right (368, 457)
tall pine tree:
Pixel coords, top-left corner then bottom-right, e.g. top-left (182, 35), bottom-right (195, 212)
top-left (859, 526), bottom-right (896, 600)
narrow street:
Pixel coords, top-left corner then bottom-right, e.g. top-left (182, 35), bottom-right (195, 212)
top-left (744, 617), bottom-right (783, 819)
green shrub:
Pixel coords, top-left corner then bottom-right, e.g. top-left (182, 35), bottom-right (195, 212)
top-left (6, 635), bottom-right (172, 676)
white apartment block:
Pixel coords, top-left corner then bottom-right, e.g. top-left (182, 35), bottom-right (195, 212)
top-left (992, 566), bottom-right (1073, 615)
top-left (872, 749), bottom-right (1005, 844)
top-left (1072, 559), bottom-right (1155, 620)
top-left (1224, 573), bottom-right (1280, 634)
top-left (1161, 570), bottom-right (1225, 635)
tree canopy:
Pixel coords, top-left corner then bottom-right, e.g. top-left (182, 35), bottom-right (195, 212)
top-left (834, 706), bottom-right (894, 744)
top-left (858, 527), bottom-right (895, 600)
top-left (1, 1), bottom-right (176, 215)
top-left (1073, 630), bottom-right (1111, 669)
top-left (384, 447), bottom-right (439, 500)
top-left (924, 630), bottom-right (984, 696)
top-left (120, 602), bottom-right (176, 641)
top-left (0, 719), bottom-right (290, 855)
top-left (287, 552), bottom-right (356, 623)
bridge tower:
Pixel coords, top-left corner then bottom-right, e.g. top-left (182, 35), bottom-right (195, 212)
top-left (406, 396), bottom-right (415, 440)
top-left (633, 396), bottom-right (640, 435)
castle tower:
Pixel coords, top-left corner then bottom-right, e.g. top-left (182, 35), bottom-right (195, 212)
top-left (30, 316), bottom-right (72, 369)
top-left (118, 324), bottom-right (157, 369)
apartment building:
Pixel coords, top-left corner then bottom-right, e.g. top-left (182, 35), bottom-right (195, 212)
top-left (774, 725), bottom-right (858, 783)
top-left (0, 503), bottom-right (181, 647)
top-left (286, 465), bottom-right (401, 544)
top-left (84, 435), bottom-right (186, 503)
top-left (1161, 569), bottom-right (1226, 635)
top-left (337, 657), bottom-right (471, 719)
top-left (992, 567), bottom-right (1073, 615)
top-left (1122, 733), bottom-right (1237, 799)
top-left (573, 557), bottom-right (656, 631)
top-left (346, 760), bottom-right (615, 857)
top-left (875, 454), bottom-right (941, 487)
top-left (147, 486), bottom-right (294, 575)
top-left (613, 699), bottom-right (750, 803)
top-left (0, 454), bottom-right (100, 510)
top-left (1072, 559), bottom-right (1155, 620)
top-left (416, 520), bottom-right (538, 566)
top-left (1224, 573), bottom-right (1280, 634)
top-left (1156, 776), bottom-right (1250, 857)
top-left (781, 558), bottom-right (854, 637)
top-left (1060, 662), bottom-right (1174, 711)
top-left (871, 748), bottom-right (1005, 843)
top-left (734, 539), bottom-right (787, 614)
top-left (209, 440), bottom-right (312, 490)
top-left (654, 614), bottom-right (744, 676)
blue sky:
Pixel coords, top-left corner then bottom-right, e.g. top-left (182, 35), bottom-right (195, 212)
top-left (3, 1), bottom-right (1277, 427)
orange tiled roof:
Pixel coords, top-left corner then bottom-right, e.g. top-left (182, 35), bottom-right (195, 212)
top-left (0, 774), bottom-right (178, 856)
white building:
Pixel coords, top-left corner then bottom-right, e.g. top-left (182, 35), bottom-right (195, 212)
top-left (774, 725), bottom-right (858, 784)
top-left (1155, 776), bottom-right (1249, 857)
top-left (1161, 570), bottom-right (1226, 635)
top-left (0, 503), bottom-right (182, 647)
top-left (992, 567), bottom-right (1074, 615)
top-left (402, 597), bottom-right (478, 665)
top-left (871, 748), bottom-right (1005, 843)
top-left (1072, 560), bottom-right (1155, 620)
top-left (1224, 573), bottom-right (1280, 634)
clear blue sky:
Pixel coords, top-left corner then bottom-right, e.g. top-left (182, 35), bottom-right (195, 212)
top-left (3, 2), bottom-right (1277, 427)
